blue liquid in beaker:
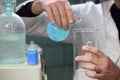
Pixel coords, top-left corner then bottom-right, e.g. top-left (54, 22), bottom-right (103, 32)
top-left (46, 21), bottom-right (72, 42)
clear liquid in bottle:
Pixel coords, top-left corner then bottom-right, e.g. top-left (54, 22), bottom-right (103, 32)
top-left (0, 0), bottom-right (26, 64)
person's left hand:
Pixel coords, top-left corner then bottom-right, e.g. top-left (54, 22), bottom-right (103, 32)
top-left (75, 46), bottom-right (120, 80)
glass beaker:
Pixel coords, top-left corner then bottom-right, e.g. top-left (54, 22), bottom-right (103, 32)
top-left (73, 27), bottom-right (98, 80)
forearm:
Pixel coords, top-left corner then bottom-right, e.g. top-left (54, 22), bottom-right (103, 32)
top-left (16, 1), bottom-right (38, 17)
top-left (16, 0), bottom-right (44, 17)
top-left (31, 0), bottom-right (44, 15)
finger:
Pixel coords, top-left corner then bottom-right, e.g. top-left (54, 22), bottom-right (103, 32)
top-left (51, 4), bottom-right (62, 28)
top-left (57, 1), bottom-right (68, 30)
top-left (64, 0), bottom-right (74, 23)
top-left (75, 56), bottom-right (98, 65)
top-left (45, 6), bottom-right (55, 23)
top-left (82, 46), bottom-right (105, 58)
top-left (85, 71), bottom-right (105, 79)
top-left (82, 64), bottom-right (101, 73)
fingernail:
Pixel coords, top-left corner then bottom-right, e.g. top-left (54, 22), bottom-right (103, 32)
top-left (69, 20), bottom-right (74, 23)
top-left (82, 45), bottom-right (88, 49)
top-left (82, 46), bottom-right (90, 51)
top-left (51, 20), bottom-right (55, 23)
top-left (75, 56), bottom-right (79, 61)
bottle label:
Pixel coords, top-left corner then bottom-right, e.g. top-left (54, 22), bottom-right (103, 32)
top-left (2, 21), bottom-right (25, 32)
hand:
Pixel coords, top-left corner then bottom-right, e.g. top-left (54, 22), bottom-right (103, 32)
top-left (40, 0), bottom-right (74, 30)
top-left (75, 46), bottom-right (120, 80)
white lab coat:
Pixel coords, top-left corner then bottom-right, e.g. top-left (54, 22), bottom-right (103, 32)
top-left (17, 0), bottom-right (120, 80)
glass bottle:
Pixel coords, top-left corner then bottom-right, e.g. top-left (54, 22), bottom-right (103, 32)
top-left (0, 0), bottom-right (26, 64)
top-left (46, 21), bottom-right (72, 42)
top-left (46, 13), bottom-right (81, 42)
top-left (27, 41), bottom-right (38, 65)
top-left (0, 0), bottom-right (4, 14)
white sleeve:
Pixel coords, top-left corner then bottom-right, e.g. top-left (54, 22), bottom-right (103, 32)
top-left (16, 0), bottom-right (49, 37)
top-left (22, 12), bottom-right (49, 37)
top-left (64, 1), bottom-right (96, 43)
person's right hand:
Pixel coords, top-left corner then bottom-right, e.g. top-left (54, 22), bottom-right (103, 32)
top-left (75, 46), bottom-right (120, 80)
top-left (39, 0), bottom-right (74, 30)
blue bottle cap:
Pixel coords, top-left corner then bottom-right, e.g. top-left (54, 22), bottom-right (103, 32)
top-left (46, 21), bottom-right (72, 42)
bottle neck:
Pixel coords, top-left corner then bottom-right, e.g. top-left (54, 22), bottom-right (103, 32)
top-left (3, 0), bottom-right (16, 13)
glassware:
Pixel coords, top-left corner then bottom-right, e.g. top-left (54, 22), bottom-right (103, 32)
top-left (46, 12), bottom-right (81, 42)
top-left (46, 21), bottom-right (72, 42)
top-left (27, 41), bottom-right (38, 65)
top-left (73, 27), bottom-right (98, 70)
top-left (0, 0), bottom-right (26, 64)
top-left (0, 0), bottom-right (4, 14)
top-left (73, 27), bottom-right (98, 80)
